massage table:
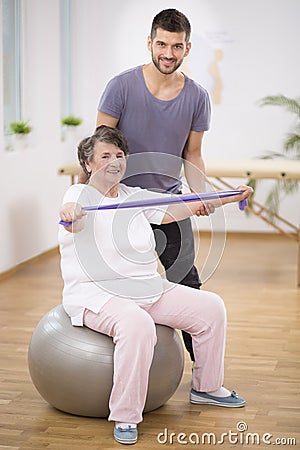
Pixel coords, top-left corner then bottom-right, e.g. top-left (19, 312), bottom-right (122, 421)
top-left (57, 159), bottom-right (300, 286)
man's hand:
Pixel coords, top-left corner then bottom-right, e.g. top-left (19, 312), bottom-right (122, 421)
top-left (195, 202), bottom-right (215, 216)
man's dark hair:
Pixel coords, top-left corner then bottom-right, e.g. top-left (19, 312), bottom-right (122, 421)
top-left (150, 9), bottom-right (191, 43)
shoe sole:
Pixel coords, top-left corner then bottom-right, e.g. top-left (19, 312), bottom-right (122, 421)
top-left (114, 436), bottom-right (137, 445)
top-left (190, 395), bottom-right (245, 408)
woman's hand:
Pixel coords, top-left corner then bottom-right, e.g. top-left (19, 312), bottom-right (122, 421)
top-left (238, 184), bottom-right (254, 199)
top-left (193, 185), bottom-right (253, 216)
top-left (59, 202), bottom-right (86, 232)
top-left (223, 185), bottom-right (253, 205)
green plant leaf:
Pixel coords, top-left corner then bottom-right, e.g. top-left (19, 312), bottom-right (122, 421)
top-left (61, 116), bottom-right (83, 126)
top-left (9, 120), bottom-right (32, 134)
top-left (259, 95), bottom-right (300, 117)
top-left (244, 179), bottom-right (257, 215)
top-left (281, 179), bottom-right (299, 195)
top-left (284, 133), bottom-right (300, 156)
top-left (246, 94), bottom-right (300, 224)
top-left (264, 183), bottom-right (281, 219)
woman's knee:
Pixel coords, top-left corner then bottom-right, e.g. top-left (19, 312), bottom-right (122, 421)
top-left (114, 309), bottom-right (157, 345)
top-left (205, 292), bottom-right (227, 325)
top-left (188, 290), bottom-right (227, 328)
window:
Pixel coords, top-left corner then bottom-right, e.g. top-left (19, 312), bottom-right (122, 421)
top-left (60, 0), bottom-right (72, 118)
top-left (2, 0), bottom-right (22, 134)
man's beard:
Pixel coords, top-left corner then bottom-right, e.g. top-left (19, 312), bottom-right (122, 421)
top-left (151, 53), bottom-right (183, 75)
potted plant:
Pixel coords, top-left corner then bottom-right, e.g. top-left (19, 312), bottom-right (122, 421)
top-left (7, 120), bottom-right (32, 151)
top-left (10, 120), bottom-right (32, 135)
top-left (61, 116), bottom-right (83, 127)
top-left (248, 94), bottom-right (300, 220)
top-left (61, 115), bottom-right (83, 143)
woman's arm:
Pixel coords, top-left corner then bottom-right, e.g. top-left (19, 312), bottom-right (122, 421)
top-left (59, 202), bottom-right (87, 233)
top-left (161, 185), bottom-right (253, 224)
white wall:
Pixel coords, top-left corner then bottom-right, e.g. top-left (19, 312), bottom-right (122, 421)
top-left (0, 0), bottom-right (75, 273)
top-left (1, 0), bottom-right (299, 273)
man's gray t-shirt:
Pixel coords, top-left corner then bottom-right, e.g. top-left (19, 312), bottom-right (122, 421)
top-left (98, 65), bottom-right (211, 193)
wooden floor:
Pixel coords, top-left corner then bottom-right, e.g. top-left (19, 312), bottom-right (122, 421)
top-left (0, 233), bottom-right (299, 449)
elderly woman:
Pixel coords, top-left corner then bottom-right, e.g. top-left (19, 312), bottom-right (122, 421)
top-left (59, 125), bottom-right (252, 445)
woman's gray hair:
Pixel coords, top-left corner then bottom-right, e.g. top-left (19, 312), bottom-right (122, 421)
top-left (78, 125), bottom-right (130, 177)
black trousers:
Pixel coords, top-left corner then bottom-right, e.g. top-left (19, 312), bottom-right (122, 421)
top-left (151, 218), bottom-right (201, 362)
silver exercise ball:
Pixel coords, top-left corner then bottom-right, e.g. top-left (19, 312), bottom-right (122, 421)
top-left (28, 305), bottom-right (184, 417)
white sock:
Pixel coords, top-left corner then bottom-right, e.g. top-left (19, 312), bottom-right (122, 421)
top-left (207, 386), bottom-right (231, 397)
top-left (115, 422), bottom-right (137, 429)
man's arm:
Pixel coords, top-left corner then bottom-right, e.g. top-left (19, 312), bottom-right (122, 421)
top-left (183, 130), bottom-right (210, 216)
top-left (96, 111), bottom-right (119, 128)
top-left (182, 130), bottom-right (206, 193)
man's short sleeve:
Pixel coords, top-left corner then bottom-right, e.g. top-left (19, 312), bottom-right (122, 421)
top-left (97, 76), bottom-right (124, 119)
top-left (191, 87), bottom-right (211, 132)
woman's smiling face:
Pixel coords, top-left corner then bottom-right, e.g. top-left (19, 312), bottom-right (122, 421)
top-left (85, 141), bottom-right (127, 187)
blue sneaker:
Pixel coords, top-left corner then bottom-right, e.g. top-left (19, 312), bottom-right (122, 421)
top-left (114, 425), bottom-right (138, 445)
top-left (190, 389), bottom-right (246, 407)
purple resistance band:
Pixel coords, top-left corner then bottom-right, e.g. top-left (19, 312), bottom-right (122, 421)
top-left (59, 190), bottom-right (248, 227)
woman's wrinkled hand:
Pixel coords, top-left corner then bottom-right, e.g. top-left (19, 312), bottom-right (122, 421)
top-left (59, 202), bottom-right (86, 227)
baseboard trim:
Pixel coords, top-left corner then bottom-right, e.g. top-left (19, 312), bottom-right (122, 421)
top-left (194, 230), bottom-right (296, 240)
top-left (0, 232), bottom-right (293, 281)
top-left (0, 247), bottom-right (59, 281)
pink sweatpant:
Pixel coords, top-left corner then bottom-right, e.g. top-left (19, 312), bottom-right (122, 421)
top-left (83, 283), bottom-right (226, 424)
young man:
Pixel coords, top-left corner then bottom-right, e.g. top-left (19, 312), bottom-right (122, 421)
top-left (94, 9), bottom-right (211, 361)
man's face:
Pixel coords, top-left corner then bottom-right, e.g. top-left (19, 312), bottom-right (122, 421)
top-left (148, 28), bottom-right (191, 75)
